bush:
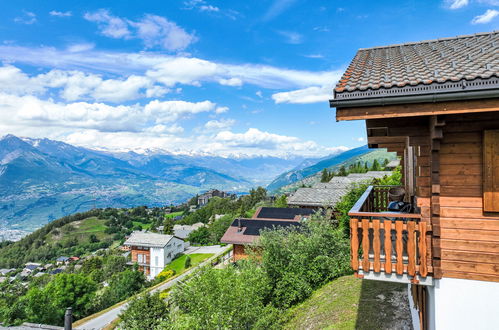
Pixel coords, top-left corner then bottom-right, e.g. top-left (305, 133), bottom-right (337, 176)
top-left (156, 269), bottom-right (175, 282)
top-left (119, 292), bottom-right (169, 330)
top-left (184, 255), bottom-right (191, 269)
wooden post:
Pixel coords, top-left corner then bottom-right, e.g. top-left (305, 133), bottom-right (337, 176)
top-left (407, 221), bottom-right (416, 276)
top-left (396, 221), bottom-right (404, 275)
top-left (351, 218), bottom-right (359, 271)
top-left (373, 219), bottom-right (381, 272)
top-left (384, 220), bottom-right (392, 274)
top-left (362, 219), bottom-right (370, 272)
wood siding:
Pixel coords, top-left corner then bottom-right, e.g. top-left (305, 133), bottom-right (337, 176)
top-left (437, 112), bottom-right (499, 282)
top-left (367, 110), bottom-right (499, 282)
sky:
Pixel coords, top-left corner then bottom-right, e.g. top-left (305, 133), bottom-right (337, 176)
top-left (0, 0), bottom-right (497, 157)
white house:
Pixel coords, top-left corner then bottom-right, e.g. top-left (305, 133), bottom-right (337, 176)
top-left (124, 232), bottom-right (185, 279)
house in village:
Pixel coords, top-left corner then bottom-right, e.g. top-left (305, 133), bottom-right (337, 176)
top-left (220, 207), bottom-right (312, 261)
top-left (197, 189), bottom-right (232, 206)
top-left (173, 222), bottom-right (206, 239)
top-left (330, 31), bottom-right (499, 330)
top-left (124, 231), bottom-right (185, 279)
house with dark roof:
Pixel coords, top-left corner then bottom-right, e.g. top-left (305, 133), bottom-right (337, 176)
top-left (197, 189), bottom-right (232, 206)
top-left (252, 207), bottom-right (315, 220)
top-left (330, 31), bottom-right (499, 330)
top-left (220, 218), bottom-right (302, 261)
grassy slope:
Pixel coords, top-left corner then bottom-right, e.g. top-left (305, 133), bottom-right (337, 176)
top-left (45, 217), bottom-right (108, 244)
top-left (166, 253), bottom-right (213, 274)
top-left (284, 275), bottom-right (412, 330)
top-left (165, 211), bottom-right (183, 219)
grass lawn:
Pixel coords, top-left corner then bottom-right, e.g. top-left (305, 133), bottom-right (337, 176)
top-left (165, 253), bottom-right (213, 274)
top-left (165, 211), bottom-right (183, 219)
top-left (284, 275), bottom-right (411, 330)
top-left (132, 221), bottom-right (152, 230)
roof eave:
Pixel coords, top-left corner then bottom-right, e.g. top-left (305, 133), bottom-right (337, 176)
top-left (331, 88), bottom-right (499, 110)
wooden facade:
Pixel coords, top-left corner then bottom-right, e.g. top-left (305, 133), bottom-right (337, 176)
top-left (344, 102), bottom-right (499, 283)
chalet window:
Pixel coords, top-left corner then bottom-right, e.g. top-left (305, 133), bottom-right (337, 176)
top-left (484, 130), bottom-right (499, 212)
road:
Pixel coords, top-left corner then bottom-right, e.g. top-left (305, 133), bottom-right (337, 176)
top-left (75, 246), bottom-right (230, 330)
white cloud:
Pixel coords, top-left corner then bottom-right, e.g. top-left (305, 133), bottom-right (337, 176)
top-left (144, 100), bottom-right (217, 122)
top-left (356, 137), bottom-right (365, 142)
top-left (219, 77), bottom-right (243, 86)
top-left (272, 86), bottom-right (332, 104)
top-left (49, 10), bottom-right (72, 17)
top-left (214, 128), bottom-right (298, 148)
top-left (204, 119), bottom-right (236, 131)
top-left (304, 54), bottom-right (324, 59)
top-left (0, 46), bottom-right (343, 91)
top-left (145, 124), bottom-right (184, 134)
top-left (471, 9), bottom-right (499, 23)
top-left (263, 0), bottom-right (298, 21)
top-left (200, 5), bottom-right (220, 12)
top-left (84, 10), bottom-right (196, 51)
top-left (14, 11), bottom-right (37, 25)
top-left (130, 14), bottom-right (197, 51)
top-left (277, 31), bottom-right (303, 44)
top-left (66, 43), bottom-right (95, 53)
top-left (256, 91), bottom-right (263, 98)
top-left (84, 9), bottom-right (131, 39)
top-left (446, 0), bottom-right (469, 9)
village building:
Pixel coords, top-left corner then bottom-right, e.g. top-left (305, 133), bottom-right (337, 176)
top-left (124, 231), bottom-right (185, 279)
top-left (173, 222), bottom-right (206, 239)
top-left (287, 188), bottom-right (349, 208)
top-left (252, 206), bottom-right (315, 220)
top-left (330, 31), bottom-right (499, 330)
top-left (197, 189), bottom-right (231, 206)
top-left (220, 217), bottom-right (302, 261)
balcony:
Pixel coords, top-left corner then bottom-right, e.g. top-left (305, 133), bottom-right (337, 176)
top-left (348, 186), bottom-right (433, 285)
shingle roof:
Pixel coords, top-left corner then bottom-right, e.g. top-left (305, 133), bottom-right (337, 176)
top-left (220, 218), bottom-right (301, 245)
top-left (334, 31), bottom-right (499, 96)
top-left (287, 188), bottom-right (349, 207)
top-left (124, 232), bottom-right (177, 248)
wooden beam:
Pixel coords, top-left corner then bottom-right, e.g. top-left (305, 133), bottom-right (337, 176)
top-left (336, 98), bottom-right (499, 121)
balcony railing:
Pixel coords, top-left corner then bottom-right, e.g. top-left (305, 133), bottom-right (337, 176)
top-left (348, 186), bottom-right (432, 284)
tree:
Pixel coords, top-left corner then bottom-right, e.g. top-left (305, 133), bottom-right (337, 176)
top-left (338, 166), bottom-right (347, 176)
top-left (187, 227), bottom-right (210, 245)
top-left (119, 292), bottom-right (169, 330)
top-left (170, 263), bottom-right (280, 329)
top-left (98, 269), bottom-right (146, 309)
top-left (320, 169), bottom-right (330, 182)
top-left (162, 218), bottom-right (174, 235)
top-left (22, 273), bottom-right (97, 325)
top-left (184, 255), bottom-right (191, 268)
top-left (89, 234), bottom-right (99, 243)
top-left (371, 159), bottom-right (382, 171)
top-left (274, 195), bottom-right (288, 208)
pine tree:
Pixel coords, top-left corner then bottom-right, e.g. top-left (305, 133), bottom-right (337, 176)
top-left (338, 166), bottom-right (347, 176)
top-left (321, 169), bottom-right (330, 182)
top-left (371, 159), bottom-right (382, 171)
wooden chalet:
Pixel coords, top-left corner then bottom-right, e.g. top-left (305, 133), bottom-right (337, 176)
top-left (330, 31), bottom-right (499, 330)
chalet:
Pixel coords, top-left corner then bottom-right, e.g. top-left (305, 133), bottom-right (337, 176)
top-left (123, 232), bottom-right (185, 279)
top-left (173, 222), bottom-right (206, 239)
top-left (330, 31), bottom-right (499, 330)
top-left (220, 217), bottom-right (302, 261)
top-left (197, 189), bottom-right (231, 206)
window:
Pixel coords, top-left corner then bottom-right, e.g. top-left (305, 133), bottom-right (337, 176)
top-left (155, 256), bottom-right (158, 266)
top-left (137, 254), bottom-right (143, 263)
top-left (484, 130), bottom-right (499, 212)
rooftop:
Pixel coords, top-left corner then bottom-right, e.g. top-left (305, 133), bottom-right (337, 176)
top-left (253, 207), bottom-right (315, 220)
top-left (287, 187), bottom-right (349, 207)
top-left (220, 218), bottom-right (301, 245)
top-left (123, 232), bottom-right (177, 248)
top-left (332, 31), bottom-right (499, 105)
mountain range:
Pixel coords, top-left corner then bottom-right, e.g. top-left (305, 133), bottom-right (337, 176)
top-left (0, 134), bottom-right (313, 231)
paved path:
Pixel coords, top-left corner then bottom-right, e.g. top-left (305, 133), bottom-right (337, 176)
top-left (184, 245), bottom-right (226, 255)
top-left (75, 246), bottom-right (230, 330)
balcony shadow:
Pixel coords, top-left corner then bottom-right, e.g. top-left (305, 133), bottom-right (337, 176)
top-left (354, 279), bottom-right (413, 330)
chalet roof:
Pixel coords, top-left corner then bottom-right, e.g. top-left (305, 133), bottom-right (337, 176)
top-left (220, 218), bottom-right (301, 245)
top-left (332, 31), bottom-right (499, 105)
top-left (254, 207), bottom-right (315, 220)
top-left (287, 187), bottom-right (349, 207)
top-left (123, 232), bottom-right (179, 248)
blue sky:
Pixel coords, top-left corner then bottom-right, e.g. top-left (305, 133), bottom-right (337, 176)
top-left (0, 0), bottom-right (497, 157)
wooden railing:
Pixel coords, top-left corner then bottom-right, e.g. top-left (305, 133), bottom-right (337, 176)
top-left (348, 186), bottom-right (432, 281)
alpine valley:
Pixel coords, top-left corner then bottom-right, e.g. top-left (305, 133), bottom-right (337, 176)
top-left (0, 134), bottom-right (314, 233)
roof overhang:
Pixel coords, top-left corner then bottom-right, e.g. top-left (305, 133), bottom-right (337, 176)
top-left (334, 96), bottom-right (499, 121)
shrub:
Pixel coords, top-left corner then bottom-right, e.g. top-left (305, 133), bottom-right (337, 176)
top-left (184, 255), bottom-right (191, 269)
top-left (156, 269), bottom-right (175, 282)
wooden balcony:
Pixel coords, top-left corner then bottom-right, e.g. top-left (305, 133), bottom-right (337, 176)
top-left (348, 186), bottom-right (433, 285)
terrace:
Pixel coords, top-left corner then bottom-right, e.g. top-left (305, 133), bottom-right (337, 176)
top-left (348, 185), bottom-right (433, 285)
